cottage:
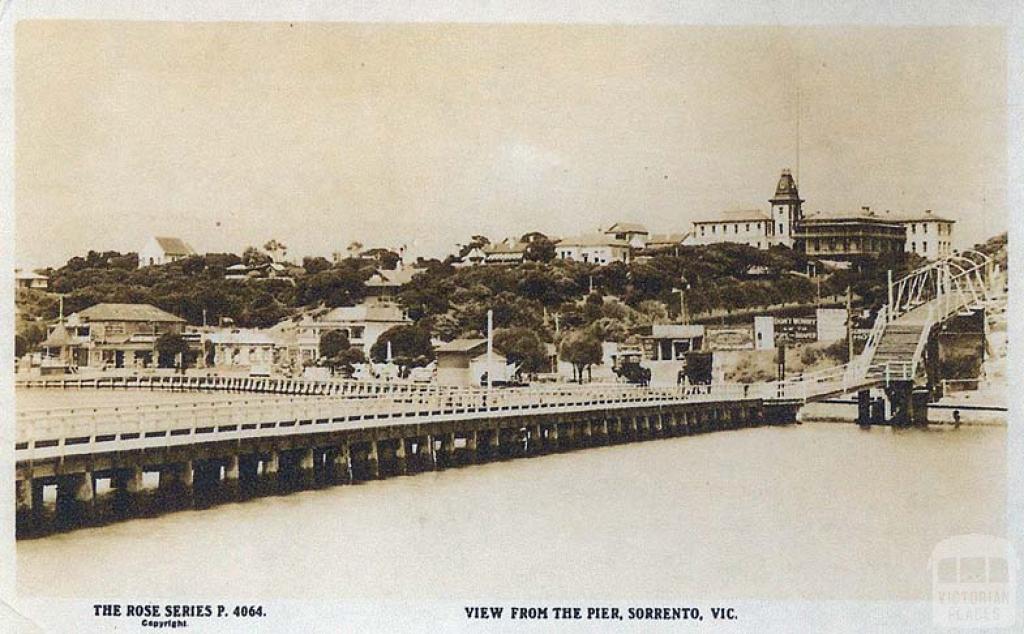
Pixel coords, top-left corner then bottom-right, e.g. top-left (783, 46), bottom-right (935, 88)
top-left (482, 238), bottom-right (528, 265)
top-left (435, 338), bottom-right (510, 387)
top-left (138, 236), bottom-right (196, 268)
top-left (641, 324), bottom-right (706, 361)
top-left (603, 223), bottom-right (650, 250)
top-left (14, 268), bottom-right (48, 290)
top-left (365, 266), bottom-right (420, 301)
top-left (555, 234), bottom-right (632, 265)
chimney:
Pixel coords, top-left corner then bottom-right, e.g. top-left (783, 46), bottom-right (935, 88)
top-left (925, 209), bottom-right (933, 215)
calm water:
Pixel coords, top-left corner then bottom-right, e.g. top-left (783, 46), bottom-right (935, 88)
top-left (16, 413), bottom-right (1005, 601)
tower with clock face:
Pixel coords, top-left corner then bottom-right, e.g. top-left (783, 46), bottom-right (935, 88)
top-left (770, 168), bottom-right (804, 247)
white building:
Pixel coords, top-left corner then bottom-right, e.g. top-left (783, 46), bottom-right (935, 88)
top-left (205, 329), bottom-right (276, 369)
top-left (690, 210), bottom-right (774, 249)
top-left (15, 269), bottom-right (48, 290)
top-left (555, 234), bottom-right (632, 265)
top-left (604, 223), bottom-right (650, 250)
top-left (688, 169), bottom-right (804, 250)
top-left (891, 210), bottom-right (956, 260)
top-left (270, 303), bottom-right (411, 364)
top-left (138, 236), bottom-right (196, 268)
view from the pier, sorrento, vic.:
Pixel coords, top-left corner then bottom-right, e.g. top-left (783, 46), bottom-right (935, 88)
top-left (10, 17), bottom-right (1012, 632)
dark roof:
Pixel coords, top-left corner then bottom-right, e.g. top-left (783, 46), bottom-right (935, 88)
top-left (435, 338), bottom-right (488, 353)
top-left (76, 303), bottom-right (186, 323)
top-left (605, 222), bottom-right (649, 234)
top-left (41, 323), bottom-right (75, 348)
top-left (770, 169), bottom-right (802, 203)
top-left (153, 237), bottom-right (195, 255)
top-left (646, 232), bottom-right (689, 245)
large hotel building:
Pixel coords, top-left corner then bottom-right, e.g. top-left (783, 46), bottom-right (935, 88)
top-left (687, 170), bottom-right (955, 262)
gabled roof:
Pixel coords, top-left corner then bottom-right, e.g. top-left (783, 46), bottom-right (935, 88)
top-left (646, 232), bottom-right (689, 245)
top-left (887, 210), bottom-right (956, 223)
top-left (435, 338), bottom-right (488, 353)
top-left (75, 303), bottom-right (186, 323)
top-left (366, 267), bottom-right (420, 287)
top-left (14, 268), bottom-right (48, 280)
top-left (557, 233), bottom-right (631, 248)
top-left (695, 209), bottom-right (770, 223)
top-left (41, 323), bottom-right (75, 348)
top-left (605, 222), bottom-right (649, 235)
top-left (483, 239), bottom-right (528, 255)
top-left (297, 303), bottom-right (410, 324)
top-left (153, 237), bottom-right (196, 256)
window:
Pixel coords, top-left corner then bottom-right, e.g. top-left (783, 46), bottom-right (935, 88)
top-left (778, 223), bottom-right (784, 234)
top-left (911, 242), bottom-right (916, 252)
top-left (745, 223), bottom-right (750, 232)
top-left (700, 226), bottom-right (705, 235)
top-left (922, 241), bottom-right (927, 252)
top-left (106, 323), bottom-right (125, 335)
top-left (923, 224), bottom-right (928, 233)
top-left (734, 224), bottom-right (739, 233)
top-left (911, 224), bottom-right (916, 234)
top-left (712, 225), bottom-right (716, 234)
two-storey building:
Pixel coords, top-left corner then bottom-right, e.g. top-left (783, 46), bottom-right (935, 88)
top-left (41, 303), bottom-right (191, 369)
top-left (892, 209), bottom-right (956, 259)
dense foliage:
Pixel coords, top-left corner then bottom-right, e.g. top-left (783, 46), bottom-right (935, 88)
top-left (17, 238), bottom-right (944, 356)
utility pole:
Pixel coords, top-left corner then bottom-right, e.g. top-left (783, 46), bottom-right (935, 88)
top-left (676, 288), bottom-right (688, 324)
top-left (846, 285), bottom-right (854, 363)
top-left (486, 309), bottom-right (494, 391)
top-left (887, 269), bottom-right (894, 320)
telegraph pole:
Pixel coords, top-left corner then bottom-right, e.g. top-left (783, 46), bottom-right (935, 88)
top-left (887, 269), bottom-right (894, 320)
top-left (846, 285), bottom-right (854, 363)
top-left (486, 309), bottom-right (494, 391)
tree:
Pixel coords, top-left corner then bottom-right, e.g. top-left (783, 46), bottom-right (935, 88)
top-left (332, 347), bottom-right (367, 377)
top-left (302, 256), bottom-right (332, 275)
top-left (360, 248), bottom-right (401, 270)
top-left (457, 235), bottom-right (490, 258)
top-left (242, 246), bottom-right (272, 268)
top-left (263, 239), bottom-right (288, 262)
top-left (521, 232), bottom-right (556, 262)
top-left (494, 327), bottom-right (549, 377)
top-left (14, 334), bottom-right (27, 358)
top-left (369, 325), bottom-right (434, 370)
top-left (155, 332), bottom-right (190, 368)
top-left (559, 330), bottom-right (603, 383)
top-left (319, 329), bottom-right (351, 360)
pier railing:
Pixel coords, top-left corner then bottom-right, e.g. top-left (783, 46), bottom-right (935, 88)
top-left (16, 381), bottom-right (761, 462)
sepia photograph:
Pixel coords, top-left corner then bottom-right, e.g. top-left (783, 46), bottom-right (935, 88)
top-left (2, 1), bottom-right (1020, 632)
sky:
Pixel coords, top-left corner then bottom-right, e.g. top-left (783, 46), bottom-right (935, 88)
top-left (14, 21), bottom-right (1007, 269)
